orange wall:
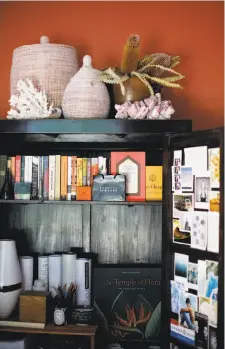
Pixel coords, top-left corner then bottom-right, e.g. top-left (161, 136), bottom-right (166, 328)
top-left (0, 1), bottom-right (224, 130)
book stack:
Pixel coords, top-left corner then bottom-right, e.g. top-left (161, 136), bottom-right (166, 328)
top-left (7, 155), bottom-right (107, 201)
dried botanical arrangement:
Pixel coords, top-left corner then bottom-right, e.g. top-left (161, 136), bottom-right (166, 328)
top-left (7, 79), bottom-right (62, 120)
top-left (99, 34), bottom-right (184, 105)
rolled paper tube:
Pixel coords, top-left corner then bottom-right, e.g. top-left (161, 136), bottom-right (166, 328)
top-left (62, 253), bottom-right (76, 288)
top-left (75, 258), bottom-right (92, 306)
top-left (38, 256), bottom-right (49, 291)
top-left (20, 256), bottom-right (33, 291)
top-left (49, 254), bottom-right (62, 291)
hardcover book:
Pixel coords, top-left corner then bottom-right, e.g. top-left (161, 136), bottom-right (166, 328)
top-left (93, 266), bottom-right (161, 347)
top-left (111, 152), bottom-right (145, 201)
top-left (146, 166), bottom-right (163, 201)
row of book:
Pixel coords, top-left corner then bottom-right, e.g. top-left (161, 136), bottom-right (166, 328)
top-left (0, 152), bottom-right (163, 201)
top-left (3, 155), bottom-right (107, 200)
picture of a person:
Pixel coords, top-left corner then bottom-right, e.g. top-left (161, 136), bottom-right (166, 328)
top-left (184, 218), bottom-right (191, 231)
top-left (180, 297), bottom-right (195, 330)
top-left (200, 179), bottom-right (207, 202)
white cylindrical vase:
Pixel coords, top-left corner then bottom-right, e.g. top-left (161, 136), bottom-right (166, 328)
top-left (38, 256), bottom-right (49, 291)
top-left (75, 258), bottom-right (92, 306)
top-left (62, 253), bottom-right (76, 288)
top-left (20, 256), bottom-right (33, 291)
top-left (49, 254), bottom-right (62, 291)
top-left (0, 239), bottom-right (22, 319)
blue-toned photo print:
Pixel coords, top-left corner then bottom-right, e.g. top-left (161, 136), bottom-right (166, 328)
top-left (175, 253), bottom-right (188, 278)
top-left (179, 292), bottom-right (197, 330)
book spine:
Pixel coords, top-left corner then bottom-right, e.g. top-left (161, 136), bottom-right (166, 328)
top-left (55, 155), bottom-right (61, 201)
top-left (82, 158), bottom-right (87, 186)
top-left (48, 156), bottom-right (55, 200)
top-left (77, 158), bottom-right (83, 187)
top-left (91, 158), bottom-right (98, 183)
top-left (31, 156), bottom-right (39, 199)
top-left (60, 156), bottom-right (68, 200)
top-left (71, 156), bottom-right (77, 200)
top-left (98, 156), bottom-right (103, 174)
top-left (7, 156), bottom-right (12, 188)
top-left (43, 156), bottom-right (49, 200)
top-left (38, 156), bottom-right (44, 200)
top-left (20, 156), bottom-right (25, 182)
top-left (67, 156), bottom-right (72, 201)
top-left (11, 156), bottom-right (16, 185)
top-left (87, 158), bottom-right (91, 186)
top-left (15, 155), bottom-right (21, 183)
top-left (0, 155), bottom-right (7, 192)
top-left (24, 156), bottom-right (32, 183)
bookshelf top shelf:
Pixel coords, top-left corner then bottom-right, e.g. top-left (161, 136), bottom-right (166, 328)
top-left (0, 119), bottom-right (192, 135)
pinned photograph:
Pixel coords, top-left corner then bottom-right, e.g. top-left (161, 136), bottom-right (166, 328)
top-left (180, 212), bottom-right (192, 232)
top-left (179, 292), bottom-right (198, 330)
top-left (173, 218), bottom-right (190, 245)
top-left (208, 148), bottom-right (220, 189)
top-left (172, 166), bottom-right (181, 192)
top-left (191, 211), bottom-right (207, 250)
top-left (207, 212), bottom-right (219, 253)
top-left (209, 191), bottom-right (220, 212)
top-left (195, 173), bottom-right (210, 210)
top-left (199, 296), bottom-right (210, 316)
top-left (198, 260), bottom-right (207, 297)
top-left (170, 280), bottom-right (180, 314)
top-left (209, 326), bottom-right (217, 349)
top-left (173, 194), bottom-right (193, 219)
top-left (187, 263), bottom-right (198, 291)
top-left (174, 253), bottom-right (188, 289)
top-left (199, 296), bottom-right (218, 328)
top-left (205, 260), bottom-right (218, 299)
top-left (195, 312), bottom-right (208, 349)
top-left (184, 146), bottom-right (207, 174)
top-left (173, 150), bottom-right (182, 166)
top-left (180, 167), bottom-right (193, 192)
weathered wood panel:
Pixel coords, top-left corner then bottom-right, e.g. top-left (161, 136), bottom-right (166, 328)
top-left (0, 204), bottom-right (84, 255)
top-left (0, 203), bottom-right (162, 263)
top-left (91, 204), bottom-right (162, 263)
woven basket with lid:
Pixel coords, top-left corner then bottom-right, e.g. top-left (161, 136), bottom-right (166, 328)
top-left (62, 55), bottom-right (110, 119)
top-left (10, 36), bottom-right (79, 108)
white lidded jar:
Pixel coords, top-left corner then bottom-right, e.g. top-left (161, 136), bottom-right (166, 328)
top-left (0, 240), bottom-right (22, 319)
top-left (62, 55), bottom-right (110, 119)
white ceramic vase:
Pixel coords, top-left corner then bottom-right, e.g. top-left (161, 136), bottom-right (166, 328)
top-left (0, 239), bottom-right (22, 319)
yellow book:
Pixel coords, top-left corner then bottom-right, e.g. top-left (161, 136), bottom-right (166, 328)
top-left (146, 166), bottom-right (163, 201)
top-left (77, 158), bottom-right (83, 187)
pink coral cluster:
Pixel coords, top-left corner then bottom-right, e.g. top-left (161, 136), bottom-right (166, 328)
top-left (115, 93), bottom-right (175, 120)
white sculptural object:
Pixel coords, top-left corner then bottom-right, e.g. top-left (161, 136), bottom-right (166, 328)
top-left (7, 78), bottom-right (61, 120)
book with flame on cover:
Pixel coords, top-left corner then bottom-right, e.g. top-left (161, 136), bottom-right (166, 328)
top-left (93, 265), bottom-right (161, 347)
top-left (111, 152), bottom-right (145, 201)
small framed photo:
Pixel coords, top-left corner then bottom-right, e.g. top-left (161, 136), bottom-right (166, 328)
top-left (181, 166), bottom-right (193, 192)
top-left (173, 194), bottom-right (194, 219)
top-left (195, 173), bottom-right (210, 210)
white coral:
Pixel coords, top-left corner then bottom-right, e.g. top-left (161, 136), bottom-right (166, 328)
top-left (7, 79), bottom-right (54, 119)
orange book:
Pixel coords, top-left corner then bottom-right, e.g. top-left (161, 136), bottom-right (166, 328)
top-left (111, 152), bottom-right (145, 202)
top-left (60, 156), bottom-right (68, 200)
